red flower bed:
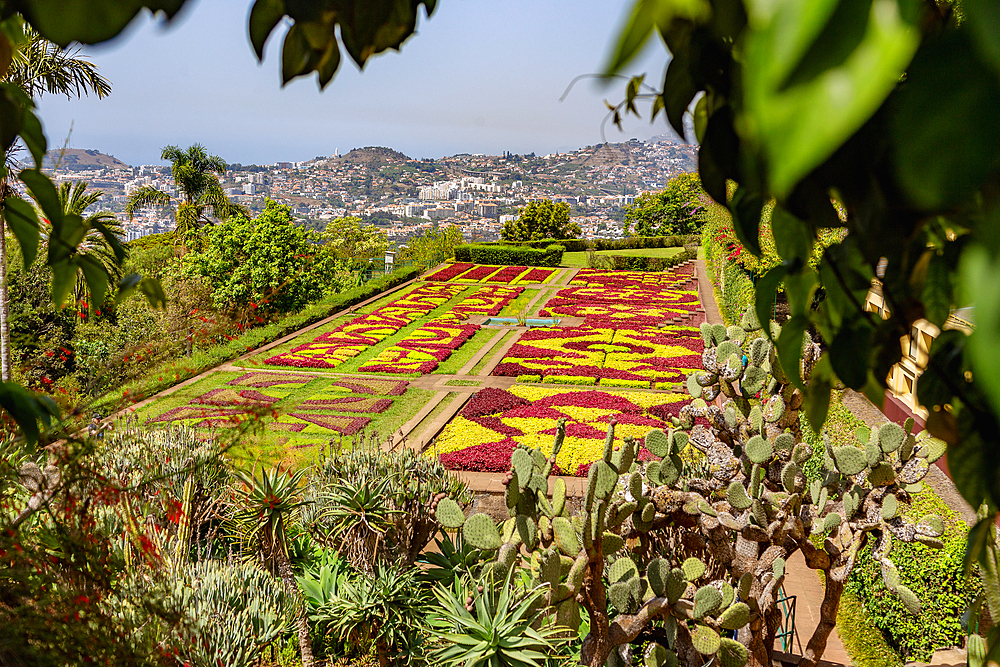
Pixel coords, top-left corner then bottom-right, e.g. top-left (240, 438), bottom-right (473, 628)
top-left (522, 268), bottom-right (554, 283)
top-left (486, 265), bottom-right (528, 283)
top-left (427, 263), bottom-right (474, 281)
top-left (439, 439), bottom-right (516, 472)
top-left (457, 265), bottom-right (501, 281)
top-left (462, 387), bottom-right (530, 418)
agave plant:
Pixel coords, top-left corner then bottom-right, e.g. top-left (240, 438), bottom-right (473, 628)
top-left (320, 565), bottom-right (429, 667)
top-left (313, 475), bottom-right (400, 573)
top-left (418, 532), bottom-right (489, 587)
top-left (233, 466), bottom-right (314, 667)
top-left (428, 569), bottom-right (568, 667)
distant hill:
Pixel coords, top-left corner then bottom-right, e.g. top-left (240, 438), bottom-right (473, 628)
top-left (43, 149), bottom-right (130, 171)
top-left (334, 146), bottom-right (411, 165)
top-left (571, 143), bottom-right (644, 168)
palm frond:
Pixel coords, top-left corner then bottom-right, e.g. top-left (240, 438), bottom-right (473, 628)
top-left (3, 25), bottom-right (110, 100)
top-left (124, 186), bottom-right (171, 219)
top-left (200, 182), bottom-right (248, 222)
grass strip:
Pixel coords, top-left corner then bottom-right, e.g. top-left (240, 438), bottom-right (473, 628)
top-left (469, 331), bottom-right (514, 376)
top-left (835, 585), bottom-right (904, 667)
top-left (434, 327), bottom-right (497, 374)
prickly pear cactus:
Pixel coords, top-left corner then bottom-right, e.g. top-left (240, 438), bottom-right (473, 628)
top-left (435, 310), bottom-right (947, 667)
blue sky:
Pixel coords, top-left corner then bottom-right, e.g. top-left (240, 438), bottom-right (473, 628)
top-left (35, 0), bottom-right (679, 166)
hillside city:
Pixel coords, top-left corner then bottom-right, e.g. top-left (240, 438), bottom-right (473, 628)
top-left (42, 137), bottom-right (697, 243)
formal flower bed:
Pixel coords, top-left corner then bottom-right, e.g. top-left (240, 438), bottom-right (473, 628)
top-left (294, 395), bottom-right (394, 413)
top-left (228, 371), bottom-right (316, 387)
top-left (426, 263), bottom-right (474, 281)
top-left (264, 283), bottom-right (466, 369)
top-left (423, 264), bottom-right (557, 285)
top-left (438, 285), bottom-right (524, 322)
top-left (358, 318), bottom-right (480, 373)
top-left (325, 377), bottom-right (409, 396)
top-left (492, 324), bottom-right (703, 388)
top-left (433, 386), bottom-right (691, 475)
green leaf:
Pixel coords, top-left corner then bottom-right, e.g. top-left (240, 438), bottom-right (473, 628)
top-left (604, 0), bottom-right (711, 75)
top-left (77, 254), bottom-right (109, 309)
top-left (776, 314), bottom-right (808, 390)
top-left (19, 169), bottom-right (62, 228)
top-left (698, 106), bottom-right (739, 205)
top-left (804, 354), bottom-right (833, 432)
top-left (892, 30), bottom-right (1000, 208)
top-left (771, 207), bottom-right (813, 264)
top-left (829, 317), bottom-right (872, 389)
top-left (961, 246), bottom-right (1000, 419)
top-left (965, 517), bottom-right (994, 576)
top-left (18, 105), bottom-right (46, 167)
top-left (743, 0), bottom-right (921, 196)
top-left (0, 381), bottom-right (57, 446)
top-left (3, 195), bottom-right (40, 268)
top-left (729, 187), bottom-right (763, 257)
top-left (662, 47), bottom-right (697, 139)
top-left (922, 252), bottom-right (953, 328)
top-left (965, 0), bottom-right (1000, 74)
top-left (916, 329), bottom-right (965, 411)
top-left (15, 0), bottom-right (186, 46)
top-left (754, 266), bottom-right (787, 340)
top-left (249, 0), bottom-right (284, 61)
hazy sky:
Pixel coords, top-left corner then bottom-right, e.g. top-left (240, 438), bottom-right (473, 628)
top-left (34, 0), bottom-right (679, 167)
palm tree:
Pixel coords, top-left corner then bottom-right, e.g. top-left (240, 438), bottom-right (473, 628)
top-left (37, 181), bottom-right (125, 320)
top-left (125, 144), bottom-right (246, 246)
top-left (0, 22), bottom-right (111, 381)
top-left (233, 467), bottom-right (315, 667)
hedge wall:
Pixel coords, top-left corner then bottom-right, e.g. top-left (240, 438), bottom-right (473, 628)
top-left (455, 243), bottom-right (564, 267)
top-left (481, 235), bottom-right (699, 253)
top-left (592, 247), bottom-right (697, 271)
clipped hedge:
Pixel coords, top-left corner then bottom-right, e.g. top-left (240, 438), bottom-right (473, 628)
top-left (94, 265), bottom-right (422, 414)
top-left (455, 243), bottom-right (564, 267)
top-left (593, 247), bottom-right (697, 271)
top-left (480, 235), bottom-right (699, 253)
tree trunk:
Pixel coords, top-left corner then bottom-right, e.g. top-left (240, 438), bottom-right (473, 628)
top-left (799, 571), bottom-right (844, 667)
top-left (276, 549), bottom-right (314, 667)
top-left (0, 215), bottom-right (10, 382)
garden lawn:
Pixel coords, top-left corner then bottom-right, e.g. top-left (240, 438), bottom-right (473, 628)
top-left (133, 370), bottom-right (433, 467)
top-left (430, 385), bottom-right (692, 476)
top-left (433, 328), bottom-right (499, 374)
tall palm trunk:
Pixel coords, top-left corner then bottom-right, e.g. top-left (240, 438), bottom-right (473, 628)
top-left (275, 546), bottom-right (314, 667)
top-left (0, 214), bottom-right (10, 382)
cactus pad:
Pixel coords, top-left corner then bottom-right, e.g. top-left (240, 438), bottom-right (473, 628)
top-left (763, 395), bottom-right (784, 423)
top-left (721, 582), bottom-right (735, 609)
top-left (865, 440), bottom-right (882, 467)
top-left (918, 514), bottom-right (944, 537)
top-left (516, 515), bottom-right (538, 551)
top-left (822, 513), bottom-right (841, 532)
top-left (666, 567), bottom-right (687, 603)
top-left (594, 461), bottom-right (618, 500)
top-left (718, 638), bottom-right (749, 667)
top-left (646, 460), bottom-right (662, 485)
top-left (775, 432), bottom-right (795, 452)
top-left (878, 422), bottom-right (905, 453)
top-left (645, 429), bottom-right (671, 457)
top-left (686, 374), bottom-right (703, 399)
top-left (511, 449), bottom-right (532, 490)
top-left (719, 601), bottom-right (750, 629)
top-left (916, 435), bottom-right (946, 463)
top-left (463, 513), bottom-right (501, 550)
top-left (869, 461), bottom-right (896, 486)
top-left (781, 461), bottom-right (799, 493)
top-left (693, 585), bottom-right (723, 619)
top-left (717, 340), bottom-right (740, 361)
top-left (602, 532), bottom-right (625, 555)
top-left (647, 559), bottom-right (671, 597)
top-left (660, 456), bottom-right (682, 486)
top-left (773, 557), bottom-right (785, 579)
top-left (792, 443), bottom-right (811, 465)
top-left (727, 481), bottom-right (752, 510)
top-left (607, 557), bottom-right (637, 584)
top-left (881, 494), bottom-right (898, 521)
top-left (727, 324), bottom-right (747, 344)
top-left (671, 430), bottom-right (689, 450)
top-left (641, 501), bottom-right (656, 523)
top-left (435, 497), bottom-right (466, 529)
top-left (645, 643), bottom-right (677, 667)
top-left (700, 321), bottom-right (714, 346)
top-left (711, 323), bottom-right (728, 344)
top-left (609, 581), bottom-right (632, 613)
top-left (682, 557), bottom-right (707, 581)
top-left (832, 446), bottom-right (867, 475)
top-left (504, 480), bottom-right (520, 511)
top-left (896, 584), bottom-right (921, 615)
top-left (738, 572), bottom-right (752, 601)
top-left (746, 435), bottom-right (774, 464)
top-left (749, 406), bottom-right (763, 433)
top-left (691, 624), bottom-right (721, 656)
top-left (628, 471), bottom-right (643, 499)
top-left (552, 516), bottom-right (578, 556)
top-left (855, 426), bottom-right (870, 445)
top-left (750, 337), bottom-right (768, 365)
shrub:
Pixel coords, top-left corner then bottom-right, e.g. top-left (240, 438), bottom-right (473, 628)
top-left (591, 247), bottom-right (697, 271)
top-left (458, 243), bottom-right (565, 267)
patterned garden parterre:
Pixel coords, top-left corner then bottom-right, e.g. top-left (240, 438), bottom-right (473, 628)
top-left (432, 386), bottom-right (692, 476)
top-left (427, 263), bottom-right (558, 285)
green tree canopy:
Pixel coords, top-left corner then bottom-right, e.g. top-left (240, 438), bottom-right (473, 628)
top-left (400, 223), bottom-right (464, 266)
top-left (321, 215), bottom-right (389, 263)
top-left (501, 200), bottom-right (580, 242)
top-left (182, 200), bottom-right (331, 318)
top-left (623, 172), bottom-right (707, 236)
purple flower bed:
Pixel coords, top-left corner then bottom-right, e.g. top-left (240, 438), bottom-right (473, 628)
top-left (296, 396), bottom-right (394, 413)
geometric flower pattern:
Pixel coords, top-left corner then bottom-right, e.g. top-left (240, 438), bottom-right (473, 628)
top-left (359, 318), bottom-right (480, 374)
top-left (434, 386), bottom-right (691, 476)
top-left (263, 283), bottom-right (466, 369)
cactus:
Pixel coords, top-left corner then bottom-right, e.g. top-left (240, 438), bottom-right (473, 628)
top-left (434, 307), bottom-right (945, 667)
